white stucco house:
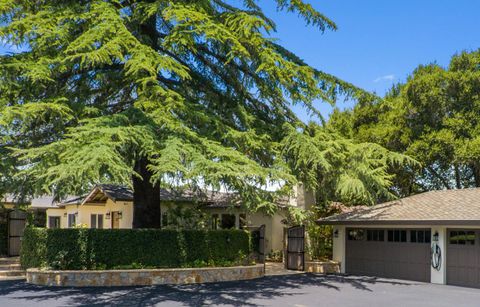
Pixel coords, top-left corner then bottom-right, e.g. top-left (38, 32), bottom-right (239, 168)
top-left (46, 184), bottom-right (315, 255)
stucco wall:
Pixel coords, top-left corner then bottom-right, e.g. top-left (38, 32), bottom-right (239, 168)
top-left (248, 210), bottom-right (286, 253)
top-left (46, 200), bottom-right (134, 229)
top-left (47, 201), bottom-right (286, 255)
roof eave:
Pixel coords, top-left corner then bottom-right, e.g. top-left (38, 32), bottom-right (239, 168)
top-left (316, 219), bottom-right (480, 226)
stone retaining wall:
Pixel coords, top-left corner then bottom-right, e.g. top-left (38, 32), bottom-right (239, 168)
top-left (27, 264), bottom-right (264, 287)
top-left (305, 261), bottom-right (340, 274)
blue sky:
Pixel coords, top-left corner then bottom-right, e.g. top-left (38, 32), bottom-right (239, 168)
top-left (260, 0), bottom-right (480, 121)
top-left (1, 1), bottom-right (479, 122)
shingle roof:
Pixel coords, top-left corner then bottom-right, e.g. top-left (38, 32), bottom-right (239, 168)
top-left (76, 184), bottom-right (239, 207)
top-left (2, 194), bottom-right (80, 209)
top-left (318, 188), bottom-right (480, 225)
top-left (96, 184), bottom-right (134, 202)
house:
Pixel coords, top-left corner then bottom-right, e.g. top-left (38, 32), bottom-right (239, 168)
top-left (45, 184), bottom-right (314, 254)
top-left (0, 194), bottom-right (59, 256)
top-left (318, 188), bottom-right (480, 289)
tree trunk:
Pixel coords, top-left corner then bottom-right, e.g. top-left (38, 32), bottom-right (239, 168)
top-left (132, 157), bottom-right (161, 228)
top-left (473, 162), bottom-right (480, 188)
top-left (454, 164), bottom-right (462, 189)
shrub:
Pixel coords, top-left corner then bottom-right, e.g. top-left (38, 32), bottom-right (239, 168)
top-left (21, 228), bottom-right (251, 270)
top-left (306, 224), bottom-right (333, 261)
top-left (20, 227), bottom-right (47, 268)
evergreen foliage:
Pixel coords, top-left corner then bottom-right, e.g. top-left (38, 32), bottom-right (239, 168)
top-left (0, 1), bottom-right (368, 221)
top-left (0, 1), bottom-right (409, 226)
top-left (21, 227), bottom-right (250, 270)
top-left (282, 123), bottom-right (417, 206)
top-left (329, 50), bottom-right (480, 194)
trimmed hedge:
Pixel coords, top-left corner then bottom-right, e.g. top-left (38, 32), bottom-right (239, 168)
top-left (21, 228), bottom-right (251, 270)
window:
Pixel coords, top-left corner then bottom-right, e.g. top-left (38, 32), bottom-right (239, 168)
top-left (450, 230), bottom-right (475, 245)
top-left (387, 230), bottom-right (407, 242)
top-left (220, 214), bottom-right (236, 229)
top-left (347, 229), bottom-right (364, 241)
top-left (90, 214), bottom-right (104, 229)
top-left (211, 214), bottom-right (219, 230)
top-left (48, 216), bottom-right (61, 229)
top-left (68, 214), bottom-right (76, 228)
top-left (366, 229), bottom-right (385, 241)
top-left (410, 230), bottom-right (431, 243)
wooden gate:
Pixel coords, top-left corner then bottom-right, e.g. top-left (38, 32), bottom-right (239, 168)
top-left (249, 224), bottom-right (265, 263)
top-left (8, 210), bottom-right (26, 256)
top-left (287, 225), bottom-right (305, 271)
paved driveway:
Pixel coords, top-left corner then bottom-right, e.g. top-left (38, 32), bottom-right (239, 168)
top-left (1, 274), bottom-right (480, 307)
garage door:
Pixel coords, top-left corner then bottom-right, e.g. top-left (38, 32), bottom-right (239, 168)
top-left (346, 228), bottom-right (431, 282)
top-left (447, 229), bottom-right (480, 288)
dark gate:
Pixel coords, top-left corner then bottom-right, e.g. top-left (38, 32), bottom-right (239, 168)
top-left (8, 210), bottom-right (26, 256)
top-left (287, 225), bottom-right (305, 271)
top-left (250, 224), bottom-right (266, 264)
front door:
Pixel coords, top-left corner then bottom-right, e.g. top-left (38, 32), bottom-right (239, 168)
top-left (111, 211), bottom-right (120, 229)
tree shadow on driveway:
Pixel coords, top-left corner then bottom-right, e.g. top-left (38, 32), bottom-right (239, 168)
top-left (0, 274), bottom-right (419, 306)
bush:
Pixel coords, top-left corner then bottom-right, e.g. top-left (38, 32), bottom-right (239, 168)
top-left (20, 227), bottom-right (47, 268)
top-left (306, 224), bottom-right (333, 261)
top-left (21, 228), bottom-right (251, 270)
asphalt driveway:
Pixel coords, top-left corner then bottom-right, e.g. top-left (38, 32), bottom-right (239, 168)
top-left (1, 274), bottom-right (480, 307)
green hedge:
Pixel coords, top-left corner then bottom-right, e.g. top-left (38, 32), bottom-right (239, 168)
top-left (21, 228), bottom-right (251, 270)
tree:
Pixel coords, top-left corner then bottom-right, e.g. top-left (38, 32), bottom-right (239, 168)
top-left (329, 50), bottom-right (480, 194)
top-left (0, 1), bottom-right (369, 227)
top-left (282, 122), bottom-right (416, 208)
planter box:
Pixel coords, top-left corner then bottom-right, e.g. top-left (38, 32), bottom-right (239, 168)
top-left (27, 264), bottom-right (264, 287)
top-left (305, 261), bottom-right (340, 274)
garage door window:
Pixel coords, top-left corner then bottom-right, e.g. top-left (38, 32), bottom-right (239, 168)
top-left (387, 230), bottom-right (407, 242)
top-left (450, 230), bottom-right (475, 245)
top-left (367, 229), bottom-right (384, 241)
top-left (410, 230), bottom-right (431, 243)
top-left (347, 229), bottom-right (364, 241)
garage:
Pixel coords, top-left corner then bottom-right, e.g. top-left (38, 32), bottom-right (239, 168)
top-left (345, 228), bottom-right (431, 282)
top-left (318, 188), bottom-right (480, 287)
top-left (447, 229), bottom-right (480, 288)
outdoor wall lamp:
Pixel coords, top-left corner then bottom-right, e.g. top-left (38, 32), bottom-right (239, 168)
top-left (433, 231), bottom-right (439, 242)
top-left (106, 211), bottom-right (111, 219)
top-left (334, 229), bottom-right (339, 238)
top-left (63, 212), bottom-right (67, 217)
top-left (118, 211), bottom-right (123, 219)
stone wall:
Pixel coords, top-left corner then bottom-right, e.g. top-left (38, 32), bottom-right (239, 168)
top-left (305, 261), bottom-right (340, 274)
top-left (27, 264), bottom-right (264, 287)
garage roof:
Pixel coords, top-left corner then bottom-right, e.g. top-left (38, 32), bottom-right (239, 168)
top-left (318, 188), bottom-right (480, 225)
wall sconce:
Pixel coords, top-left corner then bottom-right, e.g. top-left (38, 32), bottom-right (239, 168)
top-left (63, 212), bottom-right (67, 217)
top-left (118, 211), bottom-right (123, 219)
top-left (433, 231), bottom-right (439, 242)
top-left (75, 212), bottom-right (78, 217)
top-left (106, 211), bottom-right (111, 219)
top-left (334, 229), bottom-right (339, 238)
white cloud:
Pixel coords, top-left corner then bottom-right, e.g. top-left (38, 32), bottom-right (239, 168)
top-left (373, 74), bottom-right (395, 83)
